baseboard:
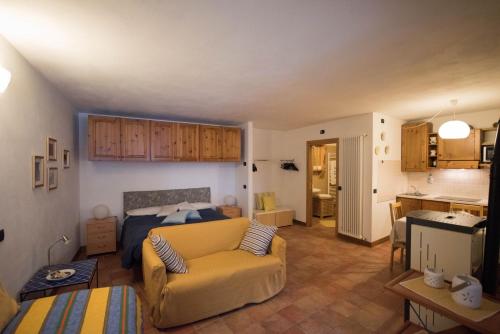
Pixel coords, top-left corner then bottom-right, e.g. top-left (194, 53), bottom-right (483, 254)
top-left (337, 234), bottom-right (389, 247)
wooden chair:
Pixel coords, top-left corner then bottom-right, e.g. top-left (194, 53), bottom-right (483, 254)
top-left (450, 203), bottom-right (484, 217)
top-left (389, 201), bottom-right (405, 271)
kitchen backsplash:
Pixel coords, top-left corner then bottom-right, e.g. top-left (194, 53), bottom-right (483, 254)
top-left (406, 169), bottom-right (490, 200)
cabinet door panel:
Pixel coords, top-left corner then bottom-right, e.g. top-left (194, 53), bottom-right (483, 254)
top-left (88, 116), bottom-right (121, 160)
top-left (255, 213), bottom-right (275, 226)
top-left (222, 127), bottom-right (241, 161)
top-left (200, 125), bottom-right (222, 161)
top-left (121, 119), bottom-right (150, 160)
top-left (421, 200), bottom-right (449, 212)
top-left (276, 210), bottom-right (294, 227)
top-left (396, 197), bottom-right (421, 216)
top-left (438, 129), bottom-right (480, 161)
top-left (151, 121), bottom-right (177, 161)
top-left (176, 124), bottom-right (199, 161)
top-left (401, 123), bottom-right (430, 172)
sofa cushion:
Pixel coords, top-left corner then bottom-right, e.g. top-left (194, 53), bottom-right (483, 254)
top-left (239, 221), bottom-right (278, 256)
top-left (167, 250), bottom-right (282, 290)
top-left (149, 218), bottom-right (249, 260)
top-left (0, 282), bottom-right (18, 332)
top-left (150, 234), bottom-right (188, 273)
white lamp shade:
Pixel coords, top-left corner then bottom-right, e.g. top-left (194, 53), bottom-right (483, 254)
top-left (0, 67), bottom-right (11, 93)
top-left (438, 120), bottom-right (470, 139)
top-left (93, 204), bottom-right (110, 219)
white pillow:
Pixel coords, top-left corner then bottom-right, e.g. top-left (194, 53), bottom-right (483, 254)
top-left (191, 202), bottom-right (215, 210)
top-left (176, 202), bottom-right (197, 211)
top-left (156, 204), bottom-right (180, 217)
top-left (126, 206), bottom-right (162, 216)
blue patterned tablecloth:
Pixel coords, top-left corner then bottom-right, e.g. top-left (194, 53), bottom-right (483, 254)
top-left (20, 258), bottom-right (97, 295)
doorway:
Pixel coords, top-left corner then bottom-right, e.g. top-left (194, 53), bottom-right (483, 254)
top-left (306, 138), bottom-right (339, 228)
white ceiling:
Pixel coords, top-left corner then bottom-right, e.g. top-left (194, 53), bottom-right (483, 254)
top-left (1, 0), bottom-right (500, 129)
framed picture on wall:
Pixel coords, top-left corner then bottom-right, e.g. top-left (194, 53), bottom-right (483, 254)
top-left (47, 137), bottom-right (57, 161)
top-left (48, 167), bottom-right (58, 190)
top-left (63, 149), bottom-right (70, 169)
top-left (32, 155), bottom-right (45, 188)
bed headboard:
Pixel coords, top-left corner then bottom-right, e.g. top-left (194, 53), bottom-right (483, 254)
top-left (123, 187), bottom-right (211, 214)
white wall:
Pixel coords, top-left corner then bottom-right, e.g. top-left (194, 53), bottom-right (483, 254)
top-left (371, 113), bottom-right (406, 242)
top-left (0, 37), bottom-right (79, 295)
top-left (235, 122), bottom-right (253, 218)
top-left (78, 113), bottom-right (240, 244)
top-left (254, 113), bottom-right (375, 240)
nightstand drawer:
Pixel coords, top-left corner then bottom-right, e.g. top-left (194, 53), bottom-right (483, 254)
top-left (88, 231), bottom-right (115, 243)
top-left (87, 221), bottom-right (115, 235)
top-left (217, 206), bottom-right (242, 218)
top-left (87, 241), bottom-right (116, 255)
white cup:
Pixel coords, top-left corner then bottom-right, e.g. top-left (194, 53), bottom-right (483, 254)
top-left (424, 267), bottom-right (445, 288)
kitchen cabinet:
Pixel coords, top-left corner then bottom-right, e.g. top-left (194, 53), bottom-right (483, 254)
top-left (438, 129), bottom-right (480, 161)
top-left (222, 127), bottom-right (241, 162)
top-left (401, 123), bottom-right (432, 172)
top-left (421, 200), bottom-right (449, 212)
top-left (199, 125), bottom-right (222, 161)
top-left (176, 123), bottom-right (199, 161)
top-left (150, 121), bottom-right (177, 161)
top-left (396, 197), bottom-right (421, 216)
top-left (121, 119), bottom-right (150, 161)
top-left (88, 116), bottom-right (121, 160)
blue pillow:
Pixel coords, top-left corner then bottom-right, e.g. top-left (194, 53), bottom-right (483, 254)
top-left (186, 210), bottom-right (202, 219)
top-left (161, 210), bottom-right (201, 224)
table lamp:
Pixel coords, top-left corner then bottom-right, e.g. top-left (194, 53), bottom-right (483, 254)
top-left (47, 235), bottom-right (70, 273)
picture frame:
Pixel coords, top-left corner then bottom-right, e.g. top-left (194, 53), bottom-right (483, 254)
top-left (32, 155), bottom-right (45, 188)
top-left (47, 137), bottom-right (57, 161)
top-left (48, 167), bottom-right (58, 190)
top-left (63, 149), bottom-right (70, 169)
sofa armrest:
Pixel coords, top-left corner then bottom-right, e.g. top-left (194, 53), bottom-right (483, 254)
top-left (142, 238), bottom-right (167, 321)
top-left (270, 235), bottom-right (286, 266)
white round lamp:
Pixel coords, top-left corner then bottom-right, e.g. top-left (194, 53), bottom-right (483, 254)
top-left (93, 204), bottom-right (110, 219)
top-left (438, 99), bottom-right (471, 139)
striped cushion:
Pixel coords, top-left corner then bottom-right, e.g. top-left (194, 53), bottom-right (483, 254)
top-left (239, 220), bottom-right (278, 256)
top-left (150, 234), bottom-right (188, 273)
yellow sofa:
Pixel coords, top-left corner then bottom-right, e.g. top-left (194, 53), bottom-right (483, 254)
top-left (142, 217), bottom-right (286, 328)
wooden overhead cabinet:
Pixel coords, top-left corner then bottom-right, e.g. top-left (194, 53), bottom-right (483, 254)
top-left (176, 123), bottom-right (199, 161)
top-left (150, 121), bottom-right (177, 161)
top-left (401, 123), bottom-right (432, 172)
top-left (222, 127), bottom-right (242, 162)
top-left (121, 119), bottom-right (150, 161)
top-left (437, 129), bottom-right (480, 169)
top-left (199, 125), bottom-right (223, 161)
top-left (88, 116), bottom-right (121, 160)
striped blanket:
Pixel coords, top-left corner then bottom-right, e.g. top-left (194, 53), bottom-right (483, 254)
top-left (3, 286), bottom-right (142, 334)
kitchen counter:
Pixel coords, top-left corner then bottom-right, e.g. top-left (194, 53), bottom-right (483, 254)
top-left (407, 210), bottom-right (486, 234)
top-left (396, 193), bottom-right (488, 207)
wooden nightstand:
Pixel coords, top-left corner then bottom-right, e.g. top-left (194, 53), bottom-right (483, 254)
top-left (217, 205), bottom-right (242, 218)
top-left (86, 216), bottom-right (117, 256)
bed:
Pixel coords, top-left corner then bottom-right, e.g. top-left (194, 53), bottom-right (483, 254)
top-left (120, 187), bottom-right (229, 269)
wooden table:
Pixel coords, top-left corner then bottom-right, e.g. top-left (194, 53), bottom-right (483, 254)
top-left (384, 270), bottom-right (500, 334)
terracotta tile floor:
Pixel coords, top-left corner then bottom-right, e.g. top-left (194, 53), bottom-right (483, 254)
top-left (78, 223), bottom-right (413, 333)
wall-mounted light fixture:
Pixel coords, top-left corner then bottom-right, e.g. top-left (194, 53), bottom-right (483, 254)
top-left (0, 66), bottom-right (12, 93)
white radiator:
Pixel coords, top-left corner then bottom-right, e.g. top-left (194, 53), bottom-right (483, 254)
top-left (338, 135), bottom-right (365, 240)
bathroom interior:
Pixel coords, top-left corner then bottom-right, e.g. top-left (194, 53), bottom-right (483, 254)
top-left (311, 143), bottom-right (337, 228)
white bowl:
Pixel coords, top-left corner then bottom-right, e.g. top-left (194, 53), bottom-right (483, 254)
top-left (424, 267), bottom-right (445, 289)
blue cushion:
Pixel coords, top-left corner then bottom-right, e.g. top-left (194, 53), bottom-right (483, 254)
top-left (186, 210), bottom-right (202, 219)
top-left (161, 210), bottom-right (201, 224)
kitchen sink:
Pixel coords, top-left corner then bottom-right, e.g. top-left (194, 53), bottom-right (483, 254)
top-left (401, 192), bottom-right (428, 197)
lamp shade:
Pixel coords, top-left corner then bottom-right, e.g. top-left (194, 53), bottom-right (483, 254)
top-left (93, 204), bottom-right (110, 219)
top-left (0, 66), bottom-right (11, 93)
top-left (438, 120), bottom-right (470, 139)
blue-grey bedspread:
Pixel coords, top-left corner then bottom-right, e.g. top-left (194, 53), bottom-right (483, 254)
top-left (120, 208), bottom-right (229, 268)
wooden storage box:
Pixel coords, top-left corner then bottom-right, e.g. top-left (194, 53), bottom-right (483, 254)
top-left (254, 208), bottom-right (294, 227)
